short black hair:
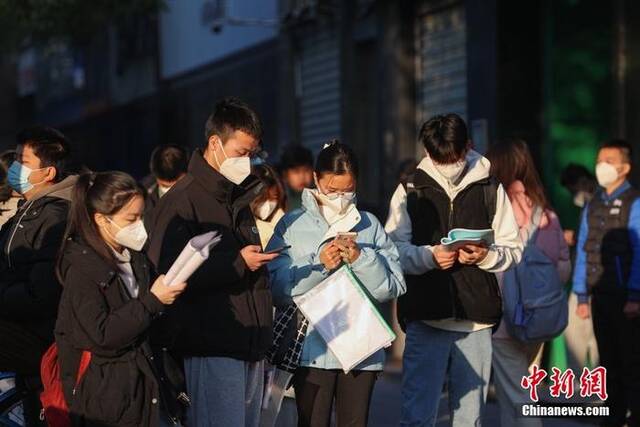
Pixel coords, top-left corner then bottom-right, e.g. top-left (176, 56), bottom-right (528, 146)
top-left (560, 163), bottom-right (595, 189)
top-left (600, 139), bottom-right (633, 164)
top-left (149, 144), bottom-right (189, 182)
top-left (315, 139), bottom-right (359, 180)
top-left (279, 144), bottom-right (313, 171)
top-left (419, 113), bottom-right (468, 164)
top-left (17, 125), bottom-right (71, 182)
top-left (204, 97), bottom-right (263, 145)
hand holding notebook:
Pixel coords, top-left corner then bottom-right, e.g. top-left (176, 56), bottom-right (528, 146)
top-left (440, 228), bottom-right (494, 252)
top-left (164, 231), bottom-right (223, 286)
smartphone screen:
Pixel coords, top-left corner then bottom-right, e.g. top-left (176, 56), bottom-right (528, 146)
top-left (335, 232), bottom-right (357, 246)
top-left (263, 245), bottom-right (291, 255)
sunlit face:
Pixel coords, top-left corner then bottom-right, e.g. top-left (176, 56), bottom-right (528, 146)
top-left (209, 130), bottom-right (260, 163)
top-left (284, 166), bottom-right (313, 192)
top-left (95, 195), bottom-right (145, 249)
top-left (315, 172), bottom-right (356, 196)
top-left (17, 144), bottom-right (56, 187)
top-left (251, 184), bottom-right (281, 212)
top-left (597, 147), bottom-right (631, 178)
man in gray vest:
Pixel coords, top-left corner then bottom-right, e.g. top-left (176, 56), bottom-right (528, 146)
top-left (573, 139), bottom-right (640, 427)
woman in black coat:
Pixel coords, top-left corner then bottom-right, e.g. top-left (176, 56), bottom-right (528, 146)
top-left (54, 171), bottom-right (187, 427)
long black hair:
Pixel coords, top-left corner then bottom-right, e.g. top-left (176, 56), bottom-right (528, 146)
top-left (253, 163), bottom-right (287, 212)
top-left (57, 171), bottom-right (144, 280)
top-left (314, 139), bottom-right (359, 180)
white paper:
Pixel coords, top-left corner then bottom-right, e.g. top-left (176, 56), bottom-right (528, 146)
top-left (164, 231), bottom-right (222, 287)
top-left (294, 266), bottom-right (396, 373)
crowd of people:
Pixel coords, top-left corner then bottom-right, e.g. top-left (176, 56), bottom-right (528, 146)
top-left (0, 97), bottom-right (637, 427)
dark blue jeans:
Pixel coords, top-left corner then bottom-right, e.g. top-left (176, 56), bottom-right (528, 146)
top-left (400, 322), bottom-right (492, 427)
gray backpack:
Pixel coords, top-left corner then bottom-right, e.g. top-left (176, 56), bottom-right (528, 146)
top-left (502, 206), bottom-right (568, 343)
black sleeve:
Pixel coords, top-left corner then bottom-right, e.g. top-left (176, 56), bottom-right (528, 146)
top-left (67, 267), bottom-right (164, 352)
top-left (0, 204), bottom-right (66, 320)
top-left (155, 213), bottom-right (247, 293)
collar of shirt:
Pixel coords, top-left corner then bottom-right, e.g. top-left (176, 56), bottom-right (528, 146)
top-left (110, 246), bottom-right (132, 264)
top-left (599, 180), bottom-right (631, 203)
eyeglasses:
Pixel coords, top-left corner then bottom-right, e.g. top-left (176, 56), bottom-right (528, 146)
top-left (320, 190), bottom-right (355, 200)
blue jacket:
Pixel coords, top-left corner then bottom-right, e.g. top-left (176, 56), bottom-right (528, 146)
top-left (572, 181), bottom-right (640, 303)
top-left (267, 189), bottom-right (406, 371)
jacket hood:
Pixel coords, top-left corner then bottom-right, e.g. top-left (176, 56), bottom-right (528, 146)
top-left (31, 175), bottom-right (78, 202)
top-left (416, 150), bottom-right (491, 199)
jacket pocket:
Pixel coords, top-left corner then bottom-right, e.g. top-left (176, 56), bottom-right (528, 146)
top-left (75, 360), bottom-right (134, 424)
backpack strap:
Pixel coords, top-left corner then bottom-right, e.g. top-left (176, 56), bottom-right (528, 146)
top-left (483, 177), bottom-right (498, 225)
top-left (403, 172), bottom-right (418, 218)
top-left (523, 205), bottom-right (544, 244)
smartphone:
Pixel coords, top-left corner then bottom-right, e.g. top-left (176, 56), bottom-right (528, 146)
top-left (334, 232), bottom-right (358, 246)
top-left (263, 245), bottom-right (291, 254)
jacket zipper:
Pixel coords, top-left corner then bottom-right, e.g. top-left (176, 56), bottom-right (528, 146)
top-left (237, 208), bottom-right (262, 359)
top-left (423, 180), bottom-right (489, 321)
top-left (448, 200), bottom-right (454, 230)
top-left (6, 200), bottom-right (35, 269)
top-left (448, 198), bottom-right (457, 319)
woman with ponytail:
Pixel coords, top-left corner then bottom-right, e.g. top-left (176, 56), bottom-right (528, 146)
top-left (54, 171), bottom-right (187, 427)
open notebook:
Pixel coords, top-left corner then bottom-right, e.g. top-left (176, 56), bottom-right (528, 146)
top-left (440, 228), bottom-right (494, 251)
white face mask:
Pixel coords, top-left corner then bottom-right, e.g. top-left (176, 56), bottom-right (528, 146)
top-left (313, 175), bottom-right (356, 222)
top-left (595, 162), bottom-right (619, 188)
top-left (315, 190), bottom-right (356, 216)
top-left (106, 218), bottom-right (148, 252)
top-left (254, 199), bottom-right (278, 221)
top-left (213, 140), bottom-right (251, 185)
top-left (573, 190), bottom-right (590, 208)
top-left (434, 160), bottom-right (467, 184)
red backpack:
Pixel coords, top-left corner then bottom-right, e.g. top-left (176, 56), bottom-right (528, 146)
top-left (39, 343), bottom-right (91, 427)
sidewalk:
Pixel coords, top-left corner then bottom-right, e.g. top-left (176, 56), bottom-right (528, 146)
top-left (369, 370), bottom-right (597, 427)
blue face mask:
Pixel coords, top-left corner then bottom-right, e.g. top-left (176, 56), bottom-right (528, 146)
top-left (7, 161), bottom-right (46, 195)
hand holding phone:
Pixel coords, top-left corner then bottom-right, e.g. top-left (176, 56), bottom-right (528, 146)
top-left (263, 245), bottom-right (291, 255)
top-left (334, 232), bottom-right (360, 264)
top-left (334, 232), bottom-right (357, 246)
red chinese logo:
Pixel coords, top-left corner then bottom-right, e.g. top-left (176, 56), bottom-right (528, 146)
top-left (521, 366), bottom-right (608, 402)
top-left (521, 364), bottom-right (547, 402)
top-left (579, 367), bottom-right (608, 400)
top-left (549, 367), bottom-right (575, 399)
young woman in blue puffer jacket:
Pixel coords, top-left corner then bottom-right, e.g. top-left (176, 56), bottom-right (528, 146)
top-left (267, 140), bottom-right (406, 427)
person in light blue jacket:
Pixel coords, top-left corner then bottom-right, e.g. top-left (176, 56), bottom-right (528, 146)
top-left (267, 140), bottom-right (406, 427)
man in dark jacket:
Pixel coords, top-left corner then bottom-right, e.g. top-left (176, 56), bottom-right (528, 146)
top-left (573, 139), bottom-right (640, 427)
top-left (0, 125), bottom-right (75, 375)
top-left (143, 144), bottom-right (189, 227)
top-left (147, 98), bottom-right (278, 426)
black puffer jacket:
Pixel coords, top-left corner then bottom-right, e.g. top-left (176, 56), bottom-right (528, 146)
top-left (146, 150), bottom-right (273, 361)
top-left (55, 238), bottom-right (185, 427)
top-left (0, 176), bottom-right (76, 343)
